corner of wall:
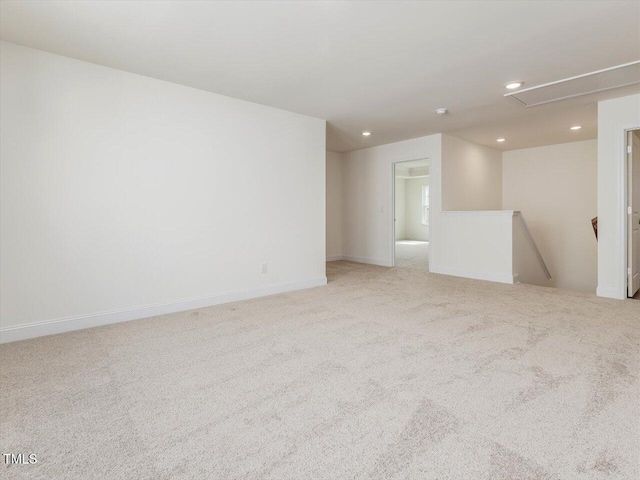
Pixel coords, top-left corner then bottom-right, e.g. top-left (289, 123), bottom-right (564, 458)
top-left (596, 93), bottom-right (640, 299)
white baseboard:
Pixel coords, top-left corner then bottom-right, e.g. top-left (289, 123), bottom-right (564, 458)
top-left (341, 255), bottom-right (391, 267)
top-left (0, 277), bottom-right (327, 344)
top-left (596, 285), bottom-right (626, 300)
top-left (429, 266), bottom-right (515, 284)
top-left (325, 254), bottom-right (390, 267)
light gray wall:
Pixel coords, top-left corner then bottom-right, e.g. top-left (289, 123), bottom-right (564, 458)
top-left (342, 135), bottom-right (440, 266)
top-left (394, 177), bottom-right (406, 240)
top-left (635, 131), bottom-right (640, 214)
top-left (503, 140), bottom-right (597, 292)
top-left (442, 134), bottom-right (502, 211)
top-left (404, 177), bottom-right (429, 241)
top-left (0, 42), bottom-right (326, 333)
top-left (326, 151), bottom-right (344, 259)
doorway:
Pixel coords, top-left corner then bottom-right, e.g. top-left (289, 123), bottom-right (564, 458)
top-left (393, 159), bottom-right (430, 269)
top-left (627, 129), bottom-right (640, 298)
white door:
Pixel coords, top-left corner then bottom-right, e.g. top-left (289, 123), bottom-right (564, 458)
top-left (628, 131), bottom-right (640, 297)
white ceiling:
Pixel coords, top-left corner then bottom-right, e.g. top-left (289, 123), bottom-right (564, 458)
top-left (1, 1), bottom-right (639, 152)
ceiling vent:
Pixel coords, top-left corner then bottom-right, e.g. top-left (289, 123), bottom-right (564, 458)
top-left (505, 61), bottom-right (640, 107)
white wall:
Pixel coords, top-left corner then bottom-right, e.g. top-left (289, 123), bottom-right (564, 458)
top-left (340, 132), bottom-right (591, 291)
top-left (394, 177), bottom-right (406, 240)
top-left (340, 134), bottom-right (502, 274)
top-left (405, 177), bottom-right (429, 241)
top-left (512, 214), bottom-right (554, 288)
top-left (503, 140), bottom-right (598, 293)
top-left (434, 211), bottom-right (515, 283)
top-left (428, 134), bottom-right (505, 279)
top-left (342, 136), bottom-right (440, 266)
top-left (0, 42), bottom-right (326, 341)
top-left (326, 151), bottom-right (344, 260)
top-left (597, 94), bottom-right (640, 299)
top-left (441, 134), bottom-right (502, 211)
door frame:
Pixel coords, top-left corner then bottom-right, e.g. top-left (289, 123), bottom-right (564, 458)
top-left (389, 157), bottom-right (430, 267)
top-left (625, 128), bottom-right (640, 297)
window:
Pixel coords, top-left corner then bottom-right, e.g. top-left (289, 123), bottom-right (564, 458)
top-left (421, 185), bottom-right (429, 225)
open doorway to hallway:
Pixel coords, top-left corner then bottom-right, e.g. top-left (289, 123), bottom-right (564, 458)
top-left (627, 129), bottom-right (640, 299)
top-left (394, 159), bottom-right (429, 268)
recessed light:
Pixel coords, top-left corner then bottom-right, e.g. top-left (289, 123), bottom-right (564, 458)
top-left (570, 125), bottom-right (582, 130)
top-left (435, 108), bottom-right (448, 115)
top-left (505, 81), bottom-right (523, 90)
top-left (497, 138), bottom-right (506, 142)
top-left (362, 131), bottom-right (371, 136)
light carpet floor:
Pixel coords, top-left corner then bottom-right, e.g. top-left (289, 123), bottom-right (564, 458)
top-left (395, 240), bottom-right (429, 269)
top-left (1, 261), bottom-right (639, 479)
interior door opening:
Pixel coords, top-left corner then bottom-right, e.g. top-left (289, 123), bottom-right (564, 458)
top-left (393, 159), bottom-right (430, 269)
top-left (627, 129), bottom-right (640, 299)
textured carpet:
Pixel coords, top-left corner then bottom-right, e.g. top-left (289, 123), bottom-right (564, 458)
top-left (1, 261), bottom-right (639, 479)
top-left (395, 240), bottom-right (429, 269)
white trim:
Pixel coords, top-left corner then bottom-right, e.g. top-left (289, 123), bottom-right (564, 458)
top-left (326, 255), bottom-right (344, 262)
top-left (430, 266), bottom-right (515, 284)
top-left (0, 277), bottom-right (328, 344)
top-left (619, 127), bottom-right (629, 299)
top-left (596, 285), bottom-right (625, 300)
top-left (617, 125), bottom-right (640, 299)
top-left (342, 255), bottom-right (391, 267)
top-left (390, 162), bottom-right (395, 266)
top-left (390, 157), bottom-right (430, 267)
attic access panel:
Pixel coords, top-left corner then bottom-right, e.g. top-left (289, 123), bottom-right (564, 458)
top-left (505, 61), bottom-right (640, 107)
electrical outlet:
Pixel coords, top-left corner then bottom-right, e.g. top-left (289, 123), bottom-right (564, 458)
top-left (260, 263), bottom-right (268, 274)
